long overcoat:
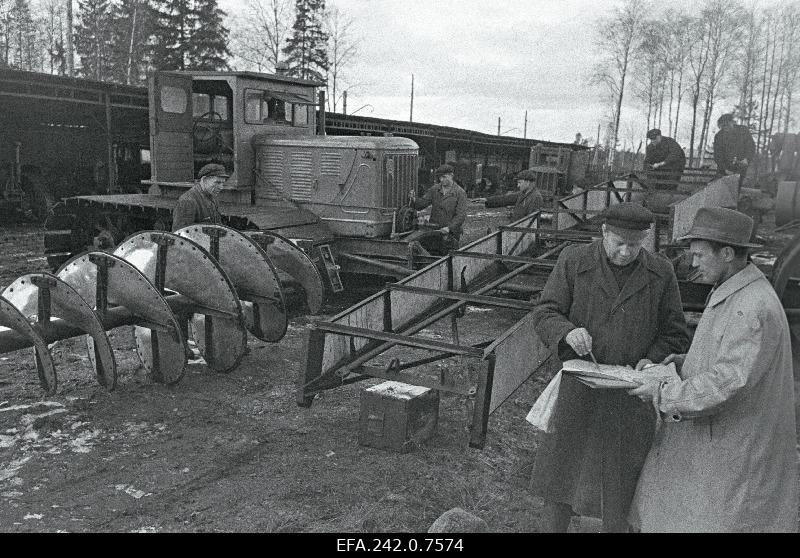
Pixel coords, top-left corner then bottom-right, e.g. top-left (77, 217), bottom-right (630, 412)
top-left (529, 240), bottom-right (689, 519)
top-left (629, 264), bottom-right (798, 532)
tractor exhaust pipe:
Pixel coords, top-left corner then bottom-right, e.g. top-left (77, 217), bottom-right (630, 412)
top-left (318, 91), bottom-right (326, 136)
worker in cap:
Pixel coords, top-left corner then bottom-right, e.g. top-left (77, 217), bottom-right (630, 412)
top-left (629, 206), bottom-right (797, 532)
top-left (408, 163), bottom-right (467, 255)
top-left (644, 128), bottom-right (686, 190)
top-left (483, 168), bottom-right (545, 220)
top-left (529, 200), bottom-right (689, 532)
top-left (171, 163), bottom-right (229, 232)
top-left (713, 113), bottom-right (755, 189)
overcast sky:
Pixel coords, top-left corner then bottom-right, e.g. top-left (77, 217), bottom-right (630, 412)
top-left (222, 0), bottom-right (726, 146)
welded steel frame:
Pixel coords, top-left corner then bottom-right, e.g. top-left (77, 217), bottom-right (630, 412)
top-left (298, 179), bottom-right (656, 448)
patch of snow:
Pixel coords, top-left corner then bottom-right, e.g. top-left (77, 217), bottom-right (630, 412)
top-left (0, 401), bottom-right (63, 414)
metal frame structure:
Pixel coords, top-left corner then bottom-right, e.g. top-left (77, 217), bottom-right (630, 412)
top-left (297, 176), bottom-right (800, 449)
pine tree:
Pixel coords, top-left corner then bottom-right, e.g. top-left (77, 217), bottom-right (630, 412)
top-left (283, 0), bottom-right (329, 82)
top-left (74, 0), bottom-right (114, 80)
top-left (7, 0), bottom-right (37, 70)
top-left (190, 0), bottom-right (229, 70)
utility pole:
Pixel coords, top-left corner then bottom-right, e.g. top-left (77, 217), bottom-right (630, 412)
top-left (497, 117), bottom-right (501, 136)
top-left (409, 74), bottom-right (414, 122)
top-left (66, 0), bottom-right (74, 76)
top-left (524, 110), bottom-right (528, 139)
top-left (343, 90), bottom-right (347, 114)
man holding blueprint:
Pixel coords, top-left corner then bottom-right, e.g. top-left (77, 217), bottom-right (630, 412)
top-left (528, 202), bottom-right (689, 532)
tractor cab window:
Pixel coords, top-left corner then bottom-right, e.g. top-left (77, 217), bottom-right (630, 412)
top-left (193, 93), bottom-right (229, 121)
top-left (244, 89), bottom-right (312, 127)
top-left (160, 86), bottom-right (188, 114)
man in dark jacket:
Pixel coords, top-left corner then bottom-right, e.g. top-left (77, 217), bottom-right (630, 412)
top-left (484, 168), bottom-right (545, 220)
top-left (409, 164), bottom-right (468, 255)
top-left (644, 128), bottom-right (686, 189)
top-left (171, 163), bottom-right (228, 231)
top-left (529, 202), bottom-right (689, 532)
top-left (713, 113), bottom-right (756, 188)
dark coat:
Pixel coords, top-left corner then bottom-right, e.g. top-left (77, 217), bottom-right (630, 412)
top-left (713, 125), bottom-right (756, 174)
top-left (412, 183), bottom-right (468, 237)
top-left (171, 184), bottom-right (222, 231)
top-left (644, 136), bottom-right (686, 172)
top-left (485, 188), bottom-right (545, 220)
top-left (529, 240), bottom-right (689, 520)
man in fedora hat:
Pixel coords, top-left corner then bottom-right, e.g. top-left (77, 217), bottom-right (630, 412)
top-left (171, 163), bottom-right (229, 231)
top-left (529, 202), bottom-right (689, 532)
top-left (409, 164), bottom-right (468, 255)
top-left (483, 168), bottom-right (545, 220)
top-left (644, 128), bottom-right (686, 189)
top-left (628, 207), bottom-right (797, 532)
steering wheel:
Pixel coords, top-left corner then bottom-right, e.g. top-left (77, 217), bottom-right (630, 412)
top-left (193, 111), bottom-right (233, 155)
top-left (193, 111), bottom-right (224, 143)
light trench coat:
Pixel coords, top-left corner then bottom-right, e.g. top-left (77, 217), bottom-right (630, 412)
top-left (630, 264), bottom-right (798, 532)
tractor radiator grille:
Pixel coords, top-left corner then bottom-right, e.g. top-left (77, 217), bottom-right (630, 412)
top-left (382, 153), bottom-right (417, 209)
top-left (261, 151), bottom-right (285, 199)
top-left (320, 152), bottom-right (341, 176)
top-left (290, 152), bottom-right (314, 200)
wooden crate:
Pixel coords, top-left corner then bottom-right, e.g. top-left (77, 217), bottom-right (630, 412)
top-left (358, 381), bottom-right (439, 453)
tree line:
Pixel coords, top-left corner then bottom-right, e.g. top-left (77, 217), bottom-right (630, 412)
top-left (0, 0), bottom-right (358, 111)
top-left (592, 0), bottom-right (800, 171)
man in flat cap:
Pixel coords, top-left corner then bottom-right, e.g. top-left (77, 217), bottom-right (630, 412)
top-left (628, 207), bottom-right (797, 532)
top-left (713, 114), bottom-right (755, 189)
top-left (484, 168), bottom-right (545, 220)
top-left (171, 163), bottom-right (229, 232)
top-left (409, 164), bottom-right (468, 255)
top-left (644, 128), bottom-right (686, 189)
top-left (529, 202), bottom-right (689, 532)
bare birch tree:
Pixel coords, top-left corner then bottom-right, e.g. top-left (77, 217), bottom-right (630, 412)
top-left (324, 3), bottom-right (359, 113)
top-left (591, 0), bottom-right (649, 165)
top-left (229, 0), bottom-right (292, 72)
top-left (696, 0), bottom-right (744, 165)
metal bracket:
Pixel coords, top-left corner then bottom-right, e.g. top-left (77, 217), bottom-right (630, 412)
top-left (318, 244), bottom-right (344, 293)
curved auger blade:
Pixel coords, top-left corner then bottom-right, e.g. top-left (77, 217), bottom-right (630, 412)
top-left (57, 252), bottom-right (187, 385)
top-left (247, 231), bottom-right (325, 314)
top-left (2, 272), bottom-right (117, 390)
top-left (0, 295), bottom-right (57, 394)
top-left (175, 224), bottom-right (288, 342)
top-left (113, 231), bottom-right (247, 374)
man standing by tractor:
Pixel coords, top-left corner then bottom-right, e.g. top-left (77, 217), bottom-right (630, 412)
top-left (171, 163), bottom-right (229, 362)
top-left (483, 168), bottom-right (545, 220)
top-left (409, 164), bottom-right (468, 255)
top-left (171, 163), bottom-right (228, 232)
top-left (529, 202), bottom-right (689, 532)
top-left (644, 128), bottom-right (686, 189)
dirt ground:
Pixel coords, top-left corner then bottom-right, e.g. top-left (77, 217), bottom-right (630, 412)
top-left (1, 202), bottom-right (798, 533)
top-left (0, 204), bottom-right (557, 533)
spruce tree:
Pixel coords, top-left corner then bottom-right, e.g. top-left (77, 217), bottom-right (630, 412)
top-left (74, 0), bottom-right (114, 80)
top-left (189, 0), bottom-right (230, 70)
top-left (283, 0), bottom-right (329, 82)
top-left (109, 0), bottom-right (157, 85)
top-left (149, 0), bottom-right (229, 71)
top-left (150, 0), bottom-right (195, 70)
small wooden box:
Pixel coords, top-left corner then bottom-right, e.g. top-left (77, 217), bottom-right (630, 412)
top-left (359, 381), bottom-right (439, 453)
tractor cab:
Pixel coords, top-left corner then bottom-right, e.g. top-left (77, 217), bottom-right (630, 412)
top-left (146, 70), bottom-right (321, 205)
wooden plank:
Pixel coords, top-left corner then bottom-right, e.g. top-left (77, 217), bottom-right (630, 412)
top-left (670, 175), bottom-right (739, 242)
